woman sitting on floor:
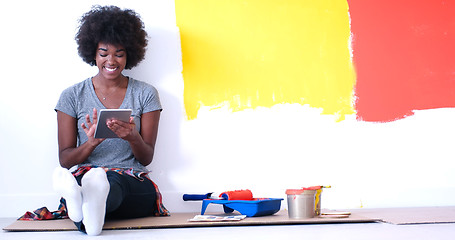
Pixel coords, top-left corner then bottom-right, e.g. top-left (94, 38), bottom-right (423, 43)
top-left (53, 5), bottom-right (169, 236)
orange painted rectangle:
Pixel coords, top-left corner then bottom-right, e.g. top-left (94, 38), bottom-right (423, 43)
top-left (350, 0), bottom-right (455, 122)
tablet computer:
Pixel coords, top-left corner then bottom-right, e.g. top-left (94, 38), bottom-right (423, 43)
top-left (94, 109), bottom-right (132, 138)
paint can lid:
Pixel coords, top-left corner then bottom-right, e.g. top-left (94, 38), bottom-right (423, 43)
top-left (285, 188), bottom-right (317, 195)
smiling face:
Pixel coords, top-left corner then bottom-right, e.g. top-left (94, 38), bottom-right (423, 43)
top-left (95, 42), bottom-right (127, 81)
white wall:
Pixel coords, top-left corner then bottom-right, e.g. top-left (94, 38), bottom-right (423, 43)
top-left (1, 0), bottom-right (454, 218)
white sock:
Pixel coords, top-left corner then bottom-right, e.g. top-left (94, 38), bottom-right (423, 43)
top-left (81, 168), bottom-right (110, 236)
top-left (52, 167), bottom-right (83, 222)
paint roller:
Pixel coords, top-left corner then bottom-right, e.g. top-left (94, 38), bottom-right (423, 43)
top-left (219, 189), bottom-right (253, 200)
top-left (183, 189), bottom-right (253, 201)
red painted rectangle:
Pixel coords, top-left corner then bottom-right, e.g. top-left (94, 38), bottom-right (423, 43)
top-left (349, 0), bottom-right (455, 122)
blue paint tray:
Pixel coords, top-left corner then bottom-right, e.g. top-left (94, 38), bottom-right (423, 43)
top-left (201, 198), bottom-right (283, 217)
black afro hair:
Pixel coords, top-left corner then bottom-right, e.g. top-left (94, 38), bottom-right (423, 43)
top-left (75, 5), bottom-right (148, 69)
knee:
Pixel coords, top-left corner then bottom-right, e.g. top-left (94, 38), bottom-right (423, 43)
top-left (106, 171), bottom-right (123, 184)
top-left (105, 172), bottom-right (125, 212)
top-left (106, 172), bottom-right (126, 195)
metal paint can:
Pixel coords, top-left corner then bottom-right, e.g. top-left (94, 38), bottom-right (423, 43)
top-left (285, 189), bottom-right (316, 219)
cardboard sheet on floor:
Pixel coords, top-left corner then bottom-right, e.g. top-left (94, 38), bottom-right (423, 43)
top-left (350, 206), bottom-right (455, 225)
top-left (3, 211), bottom-right (378, 232)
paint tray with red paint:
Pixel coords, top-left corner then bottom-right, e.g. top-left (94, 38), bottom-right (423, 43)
top-left (205, 189), bottom-right (283, 217)
top-left (183, 190), bottom-right (283, 217)
top-left (200, 198), bottom-right (283, 217)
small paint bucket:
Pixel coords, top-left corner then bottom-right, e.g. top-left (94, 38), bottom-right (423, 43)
top-left (285, 189), bottom-right (316, 219)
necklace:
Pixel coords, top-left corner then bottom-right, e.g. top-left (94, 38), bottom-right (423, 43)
top-left (93, 78), bottom-right (126, 101)
top-left (97, 86), bottom-right (119, 101)
top-left (101, 89), bottom-right (116, 101)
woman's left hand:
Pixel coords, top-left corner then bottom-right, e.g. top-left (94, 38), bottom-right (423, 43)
top-left (106, 117), bottom-right (138, 141)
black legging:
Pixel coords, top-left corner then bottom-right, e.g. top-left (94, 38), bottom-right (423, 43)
top-left (74, 171), bottom-right (157, 232)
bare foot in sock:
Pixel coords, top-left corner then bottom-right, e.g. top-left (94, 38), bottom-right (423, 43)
top-left (81, 168), bottom-right (110, 236)
top-left (52, 167), bottom-right (83, 222)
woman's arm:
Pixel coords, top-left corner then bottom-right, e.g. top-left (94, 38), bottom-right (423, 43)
top-left (107, 110), bottom-right (160, 166)
top-left (57, 109), bottom-right (103, 169)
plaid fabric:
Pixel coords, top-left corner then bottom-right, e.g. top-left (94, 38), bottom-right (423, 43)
top-left (18, 166), bottom-right (170, 221)
top-left (18, 198), bottom-right (68, 221)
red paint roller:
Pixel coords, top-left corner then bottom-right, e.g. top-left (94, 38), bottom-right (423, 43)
top-left (183, 189), bottom-right (254, 201)
top-left (219, 189), bottom-right (253, 200)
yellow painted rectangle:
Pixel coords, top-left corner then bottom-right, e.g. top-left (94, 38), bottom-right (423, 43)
top-left (176, 0), bottom-right (355, 121)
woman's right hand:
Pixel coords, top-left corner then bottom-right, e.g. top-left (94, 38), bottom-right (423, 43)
top-left (57, 109), bottom-right (102, 169)
top-left (81, 108), bottom-right (104, 146)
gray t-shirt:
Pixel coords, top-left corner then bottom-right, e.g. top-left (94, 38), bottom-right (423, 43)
top-left (55, 77), bottom-right (162, 172)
